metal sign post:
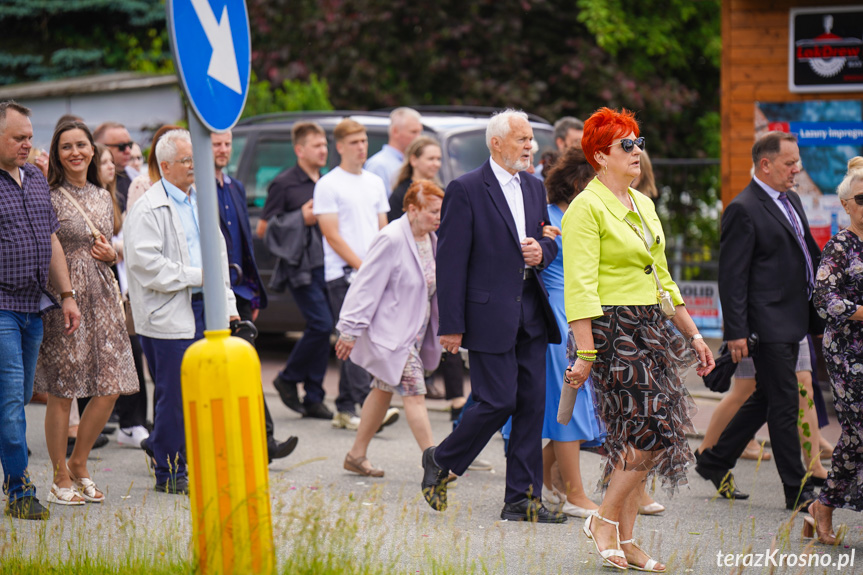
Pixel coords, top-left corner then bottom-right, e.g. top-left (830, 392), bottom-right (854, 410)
top-left (166, 1), bottom-right (272, 573)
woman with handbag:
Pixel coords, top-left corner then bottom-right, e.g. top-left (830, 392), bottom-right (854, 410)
top-left (561, 108), bottom-right (714, 571)
top-left (34, 121), bottom-right (138, 505)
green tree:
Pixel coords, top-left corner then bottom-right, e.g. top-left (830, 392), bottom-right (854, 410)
top-left (0, 0), bottom-right (172, 84)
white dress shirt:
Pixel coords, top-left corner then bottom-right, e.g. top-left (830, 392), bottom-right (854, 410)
top-left (489, 157), bottom-right (526, 243)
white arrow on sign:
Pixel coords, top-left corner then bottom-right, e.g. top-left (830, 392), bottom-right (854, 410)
top-left (189, 0), bottom-right (242, 94)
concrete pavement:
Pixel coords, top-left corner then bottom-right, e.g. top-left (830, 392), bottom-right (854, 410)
top-left (4, 336), bottom-right (859, 574)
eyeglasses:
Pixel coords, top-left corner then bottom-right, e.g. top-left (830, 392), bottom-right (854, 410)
top-left (174, 156), bottom-right (194, 167)
top-left (106, 142), bottom-right (134, 152)
top-left (616, 137), bottom-right (645, 153)
top-left (852, 194), bottom-right (863, 206)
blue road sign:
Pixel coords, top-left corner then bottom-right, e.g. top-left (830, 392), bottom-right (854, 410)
top-left (167, 0), bottom-right (251, 132)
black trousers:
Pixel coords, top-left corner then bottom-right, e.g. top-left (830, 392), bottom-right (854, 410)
top-left (699, 342), bottom-right (807, 488)
top-left (79, 334), bottom-right (148, 429)
top-left (234, 296), bottom-right (275, 441)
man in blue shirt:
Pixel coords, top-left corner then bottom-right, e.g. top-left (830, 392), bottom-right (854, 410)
top-left (212, 131), bottom-right (298, 463)
top-left (364, 107), bottom-right (423, 195)
top-left (0, 101), bottom-right (81, 519)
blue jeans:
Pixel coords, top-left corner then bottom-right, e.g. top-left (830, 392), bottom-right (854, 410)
top-left (0, 311), bottom-right (43, 502)
top-left (280, 266), bottom-right (332, 405)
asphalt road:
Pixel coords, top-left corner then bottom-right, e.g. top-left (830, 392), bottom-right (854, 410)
top-left (4, 336), bottom-right (860, 574)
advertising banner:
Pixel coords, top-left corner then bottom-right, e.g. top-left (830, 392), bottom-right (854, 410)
top-left (790, 6), bottom-right (863, 93)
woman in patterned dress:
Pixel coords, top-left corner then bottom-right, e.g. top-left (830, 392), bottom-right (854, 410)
top-left (35, 121), bottom-right (138, 505)
top-left (335, 181), bottom-right (444, 477)
top-left (807, 156), bottom-right (863, 544)
top-left (561, 108), bottom-right (714, 571)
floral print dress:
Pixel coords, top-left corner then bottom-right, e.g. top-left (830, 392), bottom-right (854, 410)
top-left (814, 228), bottom-right (863, 511)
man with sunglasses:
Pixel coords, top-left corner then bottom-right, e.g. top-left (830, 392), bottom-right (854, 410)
top-left (94, 122), bottom-right (135, 211)
top-left (696, 131), bottom-right (823, 511)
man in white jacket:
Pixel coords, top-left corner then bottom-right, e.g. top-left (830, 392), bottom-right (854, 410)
top-left (123, 129), bottom-right (238, 494)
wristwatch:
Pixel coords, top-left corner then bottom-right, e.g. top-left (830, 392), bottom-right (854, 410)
top-left (690, 333), bottom-right (704, 344)
top-left (60, 290), bottom-right (77, 301)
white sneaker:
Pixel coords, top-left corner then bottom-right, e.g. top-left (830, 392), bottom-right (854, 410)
top-left (376, 408), bottom-right (399, 432)
top-left (332, 412), bottom-right (361, 431)
top-left (118, 426), bottom-right (149, 447)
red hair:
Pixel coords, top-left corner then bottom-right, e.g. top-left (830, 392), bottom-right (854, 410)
top-left (581, 107), bottom-right (640, 170)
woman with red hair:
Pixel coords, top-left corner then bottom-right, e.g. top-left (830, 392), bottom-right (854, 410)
top-left (561, 108), bottom-right (714, 571)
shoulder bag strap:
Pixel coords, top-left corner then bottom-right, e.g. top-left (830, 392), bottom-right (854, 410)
top-left (58, 186), bottom-right (101, 240)
top-left (622, 215), bottom-right (666, 295)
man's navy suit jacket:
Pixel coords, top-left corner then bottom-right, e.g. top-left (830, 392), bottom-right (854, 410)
top-left (436, 159), bottom-right (561, 353)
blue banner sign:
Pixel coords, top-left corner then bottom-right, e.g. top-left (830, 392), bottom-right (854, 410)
top-left (790, 122), bottom-right (863, 146)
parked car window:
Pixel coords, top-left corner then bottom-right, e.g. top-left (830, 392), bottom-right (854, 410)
top-left (247, 138), bottom-right (297, 207)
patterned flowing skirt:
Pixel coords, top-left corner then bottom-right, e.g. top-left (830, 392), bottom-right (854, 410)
top-left (589, 304), bottom-right (698, 496)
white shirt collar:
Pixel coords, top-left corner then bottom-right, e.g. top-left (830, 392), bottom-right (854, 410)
top-left (490, 157), bottom-right (521, 189)
top-left (753, 174), bottom-right (784, 199)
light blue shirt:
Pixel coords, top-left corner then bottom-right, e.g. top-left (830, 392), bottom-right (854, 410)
top-left (364, 144), bottom-right (404, 195)
top-left (162, 178), bottom-right (203, 294)
top-left (753, 175), bottom-right (804, 232)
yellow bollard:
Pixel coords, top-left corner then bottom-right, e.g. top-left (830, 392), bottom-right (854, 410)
top-left (181, 329), bottom-right (274, 575)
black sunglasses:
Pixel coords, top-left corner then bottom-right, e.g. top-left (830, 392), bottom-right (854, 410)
top-left (616, 137), bottom-right (645, 153)
top-left (853, 194), bottom-right (863, 206)
top-left (106, 141), bottom-right (134, 152)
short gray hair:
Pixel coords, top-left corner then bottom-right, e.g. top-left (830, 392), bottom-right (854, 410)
top-left (0, 100), bottom-right (31, 134)
top-left (389, 107), bottom-right (421, 133)
top-left (837, 156), bottom-right (863, 200)
top-left (553, 116), bottom-right (584, 142)
top-left (155, 129), bottom-right (191, 168)
top-left (486, 109), bottom-right (529, 151)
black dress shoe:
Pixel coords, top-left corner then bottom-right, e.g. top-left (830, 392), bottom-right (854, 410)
top-left (501, 498), bottom-right (567, 523)
top-left (154, 477), bottom-right (189, 495)
top-left (66, 433), bottom-right (109, 457)
top-left (695, 465), bottom-right (750, 500)
top-left (102, 425), bottom-right (116, 435)
top-left (302, 402), bottom-right (334, 420)
top-left (273, 376), bottom-right (305, 415)
top-left (268, 436), bottom-right (299, 463)
top-left (5, 496), bottom-right (49, 520)
top-left (421, 446), bottom-right (450, 511)
top-left (785, 486), bottom-right (817, 511)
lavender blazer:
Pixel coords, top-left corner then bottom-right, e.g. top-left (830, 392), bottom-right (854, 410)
top-left (336, 214), bottom-right (442, 387)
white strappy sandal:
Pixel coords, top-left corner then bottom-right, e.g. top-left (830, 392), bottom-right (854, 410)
top-left (46, 483), bottom-right (85, 506)
top-left (621, 538), bottom-right (666, 573)
top-left (71, 476), bottom-right (104, 503)
top-left (582, 511), bottom-right (628, 570)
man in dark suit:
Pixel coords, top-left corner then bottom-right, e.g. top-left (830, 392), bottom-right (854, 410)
top-left (212, 130), bottom-right (298, 464)
top-left (421, 110), bottom-right (564, 522)
top-left (696, 131), bottom-right (821, 511)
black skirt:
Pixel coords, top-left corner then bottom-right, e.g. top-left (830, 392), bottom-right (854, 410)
top-left (589, 304), bottom-right (698, 496)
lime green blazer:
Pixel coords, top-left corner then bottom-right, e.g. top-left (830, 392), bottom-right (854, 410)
top-left (562, 177), bottom-right (684, 322)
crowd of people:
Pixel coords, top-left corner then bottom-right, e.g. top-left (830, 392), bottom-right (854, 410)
top-left (0, 99), bottom-right (860, 569)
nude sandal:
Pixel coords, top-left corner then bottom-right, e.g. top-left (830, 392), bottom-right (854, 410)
top-left (46, 483), bottom-right (85, 506)
top-left (583, 511), bottom-right (627, 570)
top-left (343, 453), bottom-right (384, 477)
top-left (621, 538), bottom-right (666, 572)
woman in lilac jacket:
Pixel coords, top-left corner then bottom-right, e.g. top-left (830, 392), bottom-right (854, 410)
top-left (336, 180), bottom-right (444, 477)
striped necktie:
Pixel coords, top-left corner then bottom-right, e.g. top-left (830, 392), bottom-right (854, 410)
top-left (777, 191), bottom-right (814, 299)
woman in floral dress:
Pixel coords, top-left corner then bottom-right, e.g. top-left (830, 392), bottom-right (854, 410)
top-left (808, 156), bottom-right (863, 544)
top-left (35, 121), bottom-right (138, 505)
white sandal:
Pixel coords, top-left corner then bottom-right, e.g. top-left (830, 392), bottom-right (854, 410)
top-left (46, 483), bottom-right (85, 506)
top-left (583, 511), bottom-right (627, 570)
top-left (621, 538), bottom-right (666, 573)
top-left (71, 476), bottom-right (104, 503)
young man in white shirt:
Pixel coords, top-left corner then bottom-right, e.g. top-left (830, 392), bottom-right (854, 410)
top-left (314, 119), bottom-right (397, 430)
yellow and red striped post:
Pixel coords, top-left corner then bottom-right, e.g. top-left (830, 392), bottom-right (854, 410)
top-left (181, 329), bottom-right (274, 574)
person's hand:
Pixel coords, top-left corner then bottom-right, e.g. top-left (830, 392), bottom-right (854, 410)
top-left (33, 150), bottom-right (48, 179)
top-left (727, 338), bottom-right (748, 363)
top-left (521, 237), bottom-right (543, 266)
top-left (542, 225), bottom-right (561, 240)
top-left (301, 199), bottom-right (316, 226)
top-left (440, 333), bottom-right (462, 355)
top-left (252, 308), bottom-right (259, 322)
top-left (335, 336), bottom-right (355, 360)
top-left (692, 339), bottom-right (716, 377)
top-left (91, 234), bottom-right (116, 263)
top-left (228, 315), bottom-right (241, 323)
top-left (62, 298), bottom-right (81, 335)
top-left (564, 358), bottom-right (592, 390)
